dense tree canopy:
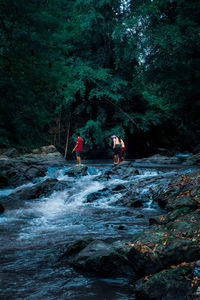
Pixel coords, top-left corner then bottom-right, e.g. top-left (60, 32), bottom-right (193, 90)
top-left (0, 0), bottom-right (200, 155)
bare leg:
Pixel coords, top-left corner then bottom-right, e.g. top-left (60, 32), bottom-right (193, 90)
top-left (77, 156), bottom-right (81, 165)
top-left (114, 154), bottom-right (119, 165)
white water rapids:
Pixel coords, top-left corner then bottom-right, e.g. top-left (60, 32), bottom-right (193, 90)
top-left (0, 162), bottom-right (191, 299)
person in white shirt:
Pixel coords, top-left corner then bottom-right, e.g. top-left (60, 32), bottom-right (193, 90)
top-left (110, 135), bottom-right (121, 165)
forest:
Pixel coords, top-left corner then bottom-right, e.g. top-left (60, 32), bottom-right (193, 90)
top-left (1, 0), bottom-right (200, 157)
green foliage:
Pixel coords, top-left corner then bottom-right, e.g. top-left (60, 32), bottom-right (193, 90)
top-left (1, 0), bottom-right (199, 152)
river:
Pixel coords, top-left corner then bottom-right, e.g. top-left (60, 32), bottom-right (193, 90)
top-left (0, 161), bottom-right (193, 299)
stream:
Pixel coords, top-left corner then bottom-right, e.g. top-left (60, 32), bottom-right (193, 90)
top-left (0, 161), bottom-right (194, 300)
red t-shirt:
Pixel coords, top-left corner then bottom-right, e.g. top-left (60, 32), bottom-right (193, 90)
top-left (76, 137), bottom-right (82, 152)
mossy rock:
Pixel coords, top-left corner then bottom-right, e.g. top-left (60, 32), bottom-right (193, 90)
top-left (135, 265), bottom-right (196, 300)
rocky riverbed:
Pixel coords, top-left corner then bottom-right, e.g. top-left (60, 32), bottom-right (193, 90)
top-left (0, 149), bottom-right (200, 299)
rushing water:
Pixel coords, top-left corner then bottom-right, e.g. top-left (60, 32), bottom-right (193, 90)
top-left (0, 161), bottom-right (192, 300)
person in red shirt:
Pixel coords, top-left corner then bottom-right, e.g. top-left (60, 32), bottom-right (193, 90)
top-left (72, 133), bottom-right (83, 165)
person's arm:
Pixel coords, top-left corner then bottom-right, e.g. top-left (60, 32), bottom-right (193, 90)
top-left (72, 139), bottom-right (79, 152)
top-left (113, 138), bottom-right (116, 148)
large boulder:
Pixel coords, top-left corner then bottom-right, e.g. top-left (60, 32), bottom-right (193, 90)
top-left (0, 151), bottom-right (67, 188)
top-left (153, 170), bottom-right (200, 210)
top-left (135, 264), bottom-right (197, 300)
top-left (103, 162), bottom-right (139, 179)
top-left (41, 145), bottom-right (57, 154)
top-left (72, 240), bottom-right (135, 277)
top-left (127, 230), bottom-right (200, 277)
top-left (65, 165), bottom-right (88, 177)
top-left (0, 160), bottom-right (47, 188)
top-left (2, 178), bottom-right (69, 202)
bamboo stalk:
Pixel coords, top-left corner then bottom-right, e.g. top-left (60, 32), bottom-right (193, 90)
top-left (64, 121), bottom-right (70, 159)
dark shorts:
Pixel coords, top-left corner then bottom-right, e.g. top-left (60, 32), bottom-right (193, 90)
top-left (76, 151), bottom-right (82, 157)
top-left (113, 144), bottom-right (121, 157)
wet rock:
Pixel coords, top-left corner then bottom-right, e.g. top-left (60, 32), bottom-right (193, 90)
top-left (135, 265), bottom-right (196, 300)
top-left (185, 153), bottom-right (200, 165)
top-left (72, 240), bottom-right (135, 277)
top-left (104, 162), bottom-right (139, 179)
top-left (0, 161), bottom-right (29, 188)
top-left (124, 211), bottom-right (133, 216)
top-left (136, 214), bottom-right (145, 218)
top-left (4, 148), bottom-right (19, 158)
top-left (167, 195), bottom-right (198, 210)
top-left (60, 237), bottom-right (94, 260)
top-left (163, 211), bottom-right (200, 237)
top-left (153, 170), bottom-right (200, 210)
top-left (135, 154), bottom-right (180, 165)
top-left (127, 230), bottom-right (200, 277)
top-left (0, 159), bottom-right (52, 188)
top-left (25, 166), bottom-right (46, 181)
top-left (112, 184), bottom-right (126, 191)
top-left (149, 216), bottom-right (164, 225)
top-left (0, 151), bottom-right (68, 188)
top-left (116, 191), bottom-right (146, 207)
top-left (0, 171), bottom-right (10, 188)
top-left (130, 199), bottom-right (145, 208)
top-left (0, 203), bottom-right (5, 213)
top-left (65, 165), bottom-right (88, 177)
top-left (149, 207), bottom-right (192, 226)
top-left (149, 208), bottom-right (187, 225)
top-left (5, 178), bottom-right (69, 201)
top-left (118, 225), bottom-right (126, 230)
top-left (86, 188), bottom-right (110, 203)
top-left (86, 191), bottom-right (102, 202)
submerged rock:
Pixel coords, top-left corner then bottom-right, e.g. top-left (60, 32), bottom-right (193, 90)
top-left (0, 203), bottom-right (5, 213)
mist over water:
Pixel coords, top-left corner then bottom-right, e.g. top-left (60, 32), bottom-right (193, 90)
top-left (0, 162), bottom-right (189, 299)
